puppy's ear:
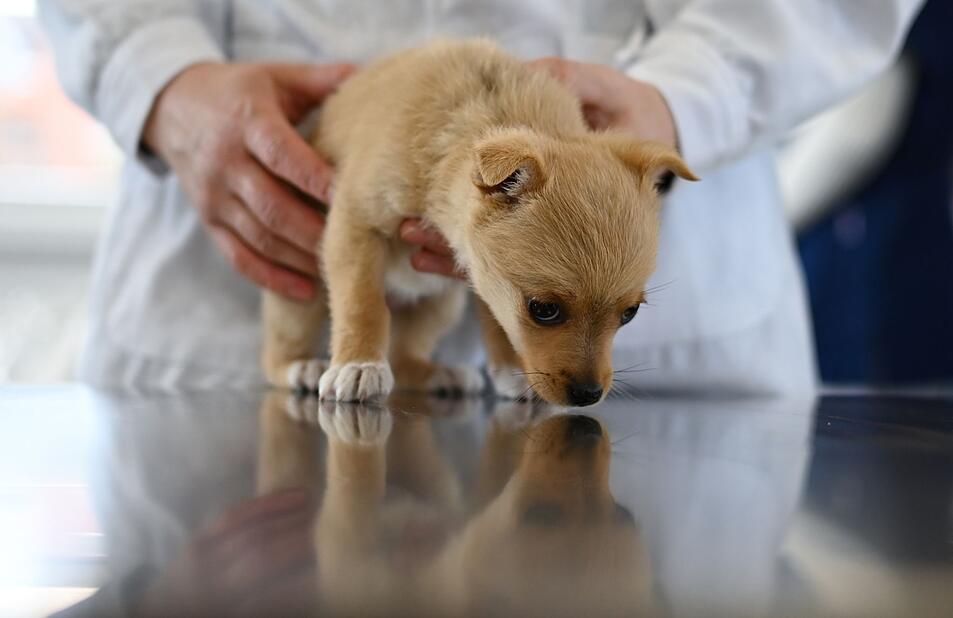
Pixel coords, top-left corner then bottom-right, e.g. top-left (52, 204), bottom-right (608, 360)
top-left (472, 130), bottom-right (546, 204)
top-left (606, 138), bottom-right (698, 196)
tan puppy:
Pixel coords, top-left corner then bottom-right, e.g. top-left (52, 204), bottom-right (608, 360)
top-left (261, 39), bottom-right (696, 405)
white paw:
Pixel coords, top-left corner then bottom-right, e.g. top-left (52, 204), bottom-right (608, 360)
top-left (427, 365), bottom-right (486, 397)
top-left (489, 366), bottom-right (531, 400)
top-left (287, 359), bottom-right (329, 391)
top-left (319, 361), bottom-right (394, 402)
top-left (318, 403), bottom-right (392, 446)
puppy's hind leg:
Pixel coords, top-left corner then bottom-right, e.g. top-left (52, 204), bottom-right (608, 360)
top-left (390, 286), bottom-right (484, 397)
top-left (262, 289), bottom-right (329, 391)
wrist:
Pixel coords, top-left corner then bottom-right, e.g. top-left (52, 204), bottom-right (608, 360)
top-left (141, 62), bottom-right (220, 159)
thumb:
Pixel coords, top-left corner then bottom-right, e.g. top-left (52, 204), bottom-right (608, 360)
top-left (269, 62), bottom-right (357, 105)
top-left (529, 57), bottom-right (606, 106)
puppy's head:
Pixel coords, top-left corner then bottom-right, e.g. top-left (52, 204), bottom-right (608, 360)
top-left (465, 128), bottom-right (697, 406)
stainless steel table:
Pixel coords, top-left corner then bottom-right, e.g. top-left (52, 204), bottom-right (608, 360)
top-left (1, 386), bottom-right (951, 616)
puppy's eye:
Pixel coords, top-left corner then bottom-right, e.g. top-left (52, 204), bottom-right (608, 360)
top-left (528, 299), bottom-right (564, 325)
top-left (654, 170), bottom-right (676, 195)
top-left (620, 304), bottom-right (640, 325)
top-left (522, 503), bottom-right (565, 526)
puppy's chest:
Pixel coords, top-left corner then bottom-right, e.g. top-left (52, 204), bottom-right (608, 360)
top-left (384, 241), bottom-right (455, 305)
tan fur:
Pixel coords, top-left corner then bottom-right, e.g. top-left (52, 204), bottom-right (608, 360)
top-left (262, 38), bottom-right (696, 404)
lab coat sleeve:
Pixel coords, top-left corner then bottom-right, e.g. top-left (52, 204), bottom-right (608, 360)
top-left (37, 1), bottom-right (227, 175)
top-left (625, 0), bottom-right (924, 172)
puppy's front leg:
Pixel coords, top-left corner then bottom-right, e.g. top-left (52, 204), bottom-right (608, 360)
top-left (319, 198), bottom-right (394, 402)
top-left (476, 299), bottom-right (530, 399)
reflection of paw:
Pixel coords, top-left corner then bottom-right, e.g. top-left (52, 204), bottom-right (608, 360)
top-left (318, 402), bottom-right (392, 446)
top-left (491, 400), bottom-right (559, 432)
top-left (427, 365), bottom-right (485, 397)
top-left (287, 359), bottom-right (329, 391)
top-left (284, 394), bottom-right (321, 424)
top-left (319, 361), bottom-right (394, 402)
top-left (489, 366), bottom-right (530, 400)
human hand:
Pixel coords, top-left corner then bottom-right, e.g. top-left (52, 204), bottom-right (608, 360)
top-left (399, 219), bottom-right (467, 280)
top-left (134, 489), bottom-right (318, 616)
top-left (143, 61), bottom-right (355, 300)
top-left (530, 57), bottom-right (677, 150)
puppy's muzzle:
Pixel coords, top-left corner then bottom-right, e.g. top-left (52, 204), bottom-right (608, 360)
top-left (567, 382), bottom-right (603, 407)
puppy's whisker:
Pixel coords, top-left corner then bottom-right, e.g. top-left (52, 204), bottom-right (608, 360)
top-left (614, 362), bottom-right (650, 373)
top-left (644, 279), bottom-right (676, 294)
top-left (611, 429), bottom-right (641, 446)
top-left (514, 377), bottom-right (548, 403)
top-left (609, 379), bottom-right (644, 402)
top-left (613, 367), bottom-right (655, 375)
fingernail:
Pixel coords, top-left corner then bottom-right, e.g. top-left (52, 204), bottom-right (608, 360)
top-left (401, 221), bottom-right (421, 240)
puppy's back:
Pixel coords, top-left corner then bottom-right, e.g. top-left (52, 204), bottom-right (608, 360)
top-left (316, 39), bottom-right (584, 171)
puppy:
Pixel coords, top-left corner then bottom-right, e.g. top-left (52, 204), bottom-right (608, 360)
top-left (261, 38), bottom-right (696, 405)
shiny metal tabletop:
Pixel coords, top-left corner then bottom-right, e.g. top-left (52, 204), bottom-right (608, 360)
top-left (1, 386), bottom-right (951, 616)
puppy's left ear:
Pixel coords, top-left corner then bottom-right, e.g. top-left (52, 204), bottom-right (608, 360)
top-left (606, 138), bottom-right (699, 196)
top-left (472, 128), bottom-right (547, 205)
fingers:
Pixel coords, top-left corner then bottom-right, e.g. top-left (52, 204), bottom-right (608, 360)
top-left (529, 57), bottom-right (608, 107)
top-left (244, 63), bottom-right (356, 203)
top-left (228, 162), bottom-right (326, 253)
top-left (217, 198), bottom-right (320, 277)
top-left (244, 113), bottom-right (336, 203)
top-left (209, 225), bottom-right (317, 301)
top-left (400, 219), bottom-right (466, 279)
top-left (268, 62), bottom-right (356, 103)
top-left (410, 249), bottom-right (467, 280)
top-left (203, 490), bottom-right (310, 541)
top-left (399, 219), bottom-right (453, 256)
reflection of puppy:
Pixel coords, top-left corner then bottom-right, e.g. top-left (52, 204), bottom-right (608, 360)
top-left (255, 391), bottom-right (325, 496)
top-left (257, 397), bottom-right (653, 616)
top-left (261, 38), bottom-right (696, 406)
top-left (312, 399), bottom-right (469, 616)
top-left (428, 411), bottom-right (654, 616)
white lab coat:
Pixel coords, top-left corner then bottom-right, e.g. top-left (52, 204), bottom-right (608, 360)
top-left (39, 0), bottom-right (923, 395)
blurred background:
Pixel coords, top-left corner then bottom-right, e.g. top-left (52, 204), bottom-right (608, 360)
top-left (0, 0), bottom-right (950, 388)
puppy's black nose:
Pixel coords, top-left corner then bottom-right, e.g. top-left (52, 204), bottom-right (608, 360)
top-left (565, 414), bottom-right (603, 443)
top-left (567, 382), bottom-right (603, 407)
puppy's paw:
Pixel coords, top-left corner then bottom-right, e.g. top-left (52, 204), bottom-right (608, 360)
top-left (286, 359), bottom-right (329, 391)
top-left (427, 365), bottom-right (486, 397)
top-left (284, 394), bottom-right (321, 424)
top-left (319, 361), bottom-right (394, 402)
top-left (488, 365), bottom-right (531, 400)
top-left (318, 402), bottom-right (392, 446)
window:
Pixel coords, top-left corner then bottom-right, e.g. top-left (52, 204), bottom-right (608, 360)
top-left (0, 0), bottom-right (120, 210)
